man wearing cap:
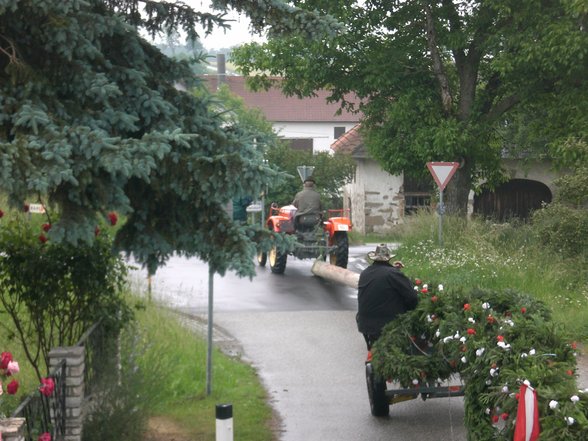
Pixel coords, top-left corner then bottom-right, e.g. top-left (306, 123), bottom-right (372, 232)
top-left (292, 176), bottom-right (323, 230)
top-left (357, 244), bottom-right (419, 350)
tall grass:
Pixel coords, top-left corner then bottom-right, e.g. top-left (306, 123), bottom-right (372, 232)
top-left (384, 212), bottom-right (588, 339)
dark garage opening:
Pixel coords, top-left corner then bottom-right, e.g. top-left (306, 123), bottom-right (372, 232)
top-left (474, 179), bottom-right (552, 222)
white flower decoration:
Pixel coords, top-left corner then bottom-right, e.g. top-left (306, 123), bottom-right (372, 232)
top-left (490, 368), bottom-right (498, 377)
top-left (461, 357), bottom-right (467, 364)
top-left (438, 284), bottom-right (444, 291)
top-left (412, 379), bottom-right (419, 385)
top-left (443, 336), bottom-right (453, 343)
top-left (475, 348), bottom-right (485, 357)
top-left (565, 416), bottom-right (575, 425)
top-left (414, 286), bottom-right (419, 291)
top-left (571, 395), bottom-right (580, 403)
top-left (423, 284), bottom-right (428, 289)
top-left (460, 336), bottom-right (467, 343)
top-left (549, 400), bottom-right (559, 409)
top-left (435, 329), bottom-right (441, 338)
top-left (521, 353), bottom-right (528, 358)
top-left (468, 317), bottom-right (475, 323)
top-left (529, 348), bottom-right (536, 356)
top-left (485, 408), bottom-right (491, 415)
top-left (453, 332), bottom-right (460, 339)
top-left (497, 341), bottom-right (511, 349)
top-left (482, 302), bottom-right (490, 310)
top-left (502, 386), bottom-right (509, 393)
top-left (427, 314), bottom-right (433, 323)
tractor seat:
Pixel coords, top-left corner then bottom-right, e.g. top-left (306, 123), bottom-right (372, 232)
top-left (295, 213), bottom-right (322, 232)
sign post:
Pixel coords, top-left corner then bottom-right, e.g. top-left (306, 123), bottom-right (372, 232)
top-left (426, 162), bottom-right (459, 246)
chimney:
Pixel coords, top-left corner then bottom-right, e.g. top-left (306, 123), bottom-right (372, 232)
top-left (217, 53), bottom-right (226, 90)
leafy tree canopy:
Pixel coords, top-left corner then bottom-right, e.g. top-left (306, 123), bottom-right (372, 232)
top-left (0, 0), bottom-right (339, 275)
top-left (231, 0), bottom-right (588, 215)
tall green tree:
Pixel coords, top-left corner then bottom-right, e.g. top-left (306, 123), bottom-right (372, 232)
top-left (231, 0), bottom-right (588, 215)
top-left (0, 0), bottom-right (339, 276)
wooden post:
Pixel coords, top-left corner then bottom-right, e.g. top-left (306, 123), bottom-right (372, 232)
top-left (311, 260), bottom-right (359, 289)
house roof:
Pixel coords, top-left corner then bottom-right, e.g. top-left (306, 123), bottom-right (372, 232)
top-left (203, 75), bottom-right (361, 123)
top-left (330, 124), bottom-right (368, 158)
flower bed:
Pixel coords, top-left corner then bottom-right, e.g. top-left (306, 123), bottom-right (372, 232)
top-left (372, 282), bottom-right (588, 440)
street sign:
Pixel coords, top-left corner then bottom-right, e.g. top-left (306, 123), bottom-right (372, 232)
top-left (427, 162), bottom-right (459, 191)
top-left (28, 203), bottom-right (46, 214)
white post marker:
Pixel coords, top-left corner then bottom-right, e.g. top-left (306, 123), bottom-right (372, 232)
top-left (215, 404), bottom-right (233, 441)
top-left (426, 162), bottom-right (459, 246)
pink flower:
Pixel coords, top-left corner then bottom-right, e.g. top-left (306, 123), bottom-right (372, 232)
top-left (431, 295), bottom-right (438, 302)
top-left (421, 287), bottom-right (429, 294)
top-left (467, 328), bottom-right (476, 335)
top-left (496, 335), bottom-right (504, 342)
top-left (39, 377), bottom-right (55, 397)
top-left (463, 303), bottom-right (471, 311)
top-left (38, 433), bottom-right (51, 441)
top-left (7, 379), bottom-right (19, 395)
top-left (6, 360), bottom-right (19, 376)
top-left (415, 278), bottom-right (422, 285)
top-left (520, 307), bottom-right (527, 314)
top-left (107, 211), bottom-right (118, 226)
top-left (0, 352), bottom-right (13, 369)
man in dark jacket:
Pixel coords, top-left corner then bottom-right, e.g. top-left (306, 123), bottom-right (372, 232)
top-left (357, 244), bottom-right (419, 350)
top-left (292, 176), bottom-right (323, 230)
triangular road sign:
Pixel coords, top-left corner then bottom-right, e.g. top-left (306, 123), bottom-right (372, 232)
top-left (427, 162), bottom-right (459, 191)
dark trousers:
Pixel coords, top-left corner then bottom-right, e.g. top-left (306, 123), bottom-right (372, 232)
top-left (363, 333), bottom-right (381, 350)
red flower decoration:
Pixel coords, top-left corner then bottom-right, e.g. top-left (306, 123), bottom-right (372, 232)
top-left (431, 295), bottom-right (438, 302)
top-left (107, 211), bottom-right (118, 226)
top-left (496, 335), bottom-right (504, 342)
top-left (492, 415), bottom-right (499, 424)
top-left (94, 226), bottom-right (101, 237)
top-left (566, 369), bottom-right (574, 376)
top-left (467, 328), bottom-right (476, 335)
top-left (486, 315), bottom-right (495, 325)
top-left (7, 379), bottom-right (19, 395)
top-left (421, 287), bottom-right (428, 294)
top-left (42, 223), bottom-right (51, 232)
top-left (38, 433), bottom-right (51, 441)
top-left (39, 234), bottom-right (48, 244)
top-left (39, 377), bottom-right (55, 397)
top-left (501, 412), bottom-right (509, 421)
top-left (415, 278), bottom-right (422, 285)
top-left (1, 351), bottom-right (13, 369)
top-left (463, 303), bottom-right (471, 311)
top-left (520, 307), bottom-right (527, 314)
top-left (571, 342), bottom-right (578, 350)
top-left (0, 209), bottom-right (4, 218)
top-left (23, 204), bottom-right (30, 212)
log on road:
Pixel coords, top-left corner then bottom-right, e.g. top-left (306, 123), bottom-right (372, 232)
top-left (311, 260), bottom-right (359, 289)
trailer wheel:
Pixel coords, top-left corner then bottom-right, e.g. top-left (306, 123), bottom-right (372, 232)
top-left (269, 242), bottom-right (287, 274)
top-left (329, 232), bottom-right (349, 269)
top-left (366, 363), bottom-right (389, 417)
top-left (257, 250), bottom-right (267, 267)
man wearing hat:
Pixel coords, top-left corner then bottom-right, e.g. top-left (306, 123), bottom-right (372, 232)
top-left (356, 244), bottom-right (418, 350)
top-left (292, 176), bottom-right (323, 230)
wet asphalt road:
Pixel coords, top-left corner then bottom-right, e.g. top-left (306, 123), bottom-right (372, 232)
top-left (129, 246), bottom-right (468, 441)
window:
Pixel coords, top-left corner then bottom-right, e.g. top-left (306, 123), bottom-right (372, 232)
top-left (404, 175), bottom-right (434, 215)
top-left (334, 126), bottom-right (346, 139)
top-left (287, 138), bottom-right (313, 152)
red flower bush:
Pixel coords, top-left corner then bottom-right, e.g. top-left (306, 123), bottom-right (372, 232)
top-left (6, 378), bottom-right (19, 394)
top-left (107, 211), bottom-right (118, 226)
top-left (39, 377), bottom-right (55, 397)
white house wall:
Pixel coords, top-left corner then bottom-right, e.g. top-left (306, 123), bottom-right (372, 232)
top-left (273, 122), bottom-right (357, 153)
top-left (345, 158), bottom-right (404, 235)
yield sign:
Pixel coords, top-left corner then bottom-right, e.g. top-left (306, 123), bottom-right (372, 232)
top-left (427, 162), bottom-right (459, 191)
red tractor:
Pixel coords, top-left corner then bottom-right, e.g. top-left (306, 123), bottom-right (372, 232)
top-left (257, 203), bottom-right (352, 274)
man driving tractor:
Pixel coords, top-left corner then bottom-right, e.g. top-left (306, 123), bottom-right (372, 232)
top-left (292, 176), bottom-right (323, 231)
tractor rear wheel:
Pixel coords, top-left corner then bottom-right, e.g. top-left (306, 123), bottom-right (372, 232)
top-left (329, 232), bottom-right (349, 268)
top-left (269, 242), bottom-right (287, 274)
top-left (366, 363), bottom-right (389, 417)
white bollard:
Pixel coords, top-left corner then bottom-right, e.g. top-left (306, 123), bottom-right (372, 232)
top-left (215, 403), bottom-right (233, 441)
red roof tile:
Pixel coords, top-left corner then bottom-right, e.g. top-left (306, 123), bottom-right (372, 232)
top-left (330, 124), bottom-right (366, 157)
top-left (203, 76), bottom-right (361, 123)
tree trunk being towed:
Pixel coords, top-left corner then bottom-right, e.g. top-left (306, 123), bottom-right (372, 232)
top-left (311, 260), bottom-right (359, 288)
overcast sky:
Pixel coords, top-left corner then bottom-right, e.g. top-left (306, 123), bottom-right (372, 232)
top-left (185, 1), bottom-right (266, 49)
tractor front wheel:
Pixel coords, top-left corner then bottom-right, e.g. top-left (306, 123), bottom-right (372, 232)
top-left (269, 242), bottom-right (287, 274)
top-left (329, 232), bottom-right (349, 268)
top-left (257, 250), bottom-right (267, 267)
